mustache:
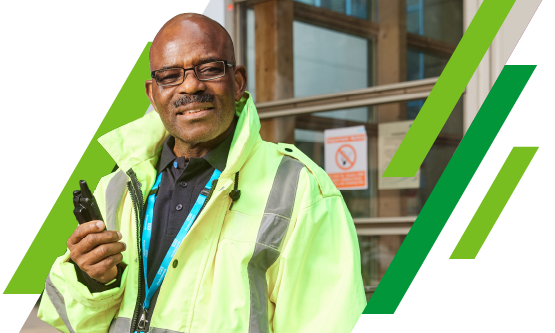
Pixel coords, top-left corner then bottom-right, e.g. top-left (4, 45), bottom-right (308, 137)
top-left (173, 94), bottom-right (215, 108)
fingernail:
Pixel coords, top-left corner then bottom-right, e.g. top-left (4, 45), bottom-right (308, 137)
top-left (117, 231), bottom-right (122, 239)
top-left (122, 242), bottom-right (127, 249)
top-left (96, 221), bottom-right (104, 229)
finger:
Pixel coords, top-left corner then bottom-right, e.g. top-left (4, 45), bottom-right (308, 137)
top-left (86, 253), bottom-right (123, 282)
top-left (68, 220), bottom-right (105, 246)
top-left (70, 231), bottom-right (123, 268)
top-left (76, 241), bottom-right (125, 272)
top-left (77, 230), bottom-right (123, 254)
top-left (86, 241), bottom-right (127, 265)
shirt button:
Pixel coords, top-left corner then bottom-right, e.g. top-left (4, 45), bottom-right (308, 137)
top-left (176, 204), bottom-right (183, 211)
top-left (180, 181), bottom-right (187, 187)
top-left (173, 161), bottom-right (178, 168)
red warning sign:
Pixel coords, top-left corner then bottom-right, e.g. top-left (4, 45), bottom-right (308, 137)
top-left (328, 171), bottom-right (366, 188)
top-left (325, 126), bottom-right (368, 190)
top-left (335, 144), bottom-right (357, 170)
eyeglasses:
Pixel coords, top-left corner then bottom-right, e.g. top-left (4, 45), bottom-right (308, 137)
top-left (151, 60), bottom-right (235, 87)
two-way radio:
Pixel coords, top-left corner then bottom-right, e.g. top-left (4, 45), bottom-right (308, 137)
top-left (72, 180), bottom-right (105, 228)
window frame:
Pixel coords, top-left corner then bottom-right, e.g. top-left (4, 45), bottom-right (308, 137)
top-left (232, 0), bottom-right (462, 236)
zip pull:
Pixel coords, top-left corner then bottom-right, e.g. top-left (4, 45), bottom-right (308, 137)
top-left (228, 172), bottom-right (241, 210)
top-left (137, 307), bottom-right (149, 331)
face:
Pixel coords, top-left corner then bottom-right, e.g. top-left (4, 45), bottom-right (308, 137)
top-left (145, 18), bottom-right (246, 146)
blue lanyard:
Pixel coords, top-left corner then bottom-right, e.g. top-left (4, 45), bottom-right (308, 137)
top-left (136, 169), bottom-right (221, 332)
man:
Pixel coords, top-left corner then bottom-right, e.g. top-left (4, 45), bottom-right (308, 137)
top-left (39, 13), bottom-right (366, 333)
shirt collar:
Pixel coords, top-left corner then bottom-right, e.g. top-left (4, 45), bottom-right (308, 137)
top-left (157, 128), bottom-right (234, 175)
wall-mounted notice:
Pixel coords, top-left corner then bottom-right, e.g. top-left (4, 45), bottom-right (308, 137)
top-left (378, 120), bottom-right (420, 190)
top-left (324, 126), bottom-right (368, 190)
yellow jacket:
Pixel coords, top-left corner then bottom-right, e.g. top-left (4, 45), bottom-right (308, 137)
top-left (38, 93), bottom-right (366, 333)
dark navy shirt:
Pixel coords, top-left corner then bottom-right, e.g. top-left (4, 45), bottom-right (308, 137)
top-left (145, 133), bottom-right (232, 286)
top-left (138, 132), bottom-right (232, 328)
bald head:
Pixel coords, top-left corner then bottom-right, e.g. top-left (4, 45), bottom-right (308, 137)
top-left (144, 12), bottom-right (247, 158)
top-left (150, 13), bottom-right (235, 70)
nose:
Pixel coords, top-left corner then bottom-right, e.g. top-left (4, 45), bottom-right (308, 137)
top-left (176, 69), bottom-right (206, 95)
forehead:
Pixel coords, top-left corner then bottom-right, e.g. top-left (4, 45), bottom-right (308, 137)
top-left (150, 19), bottom-right (230, 69)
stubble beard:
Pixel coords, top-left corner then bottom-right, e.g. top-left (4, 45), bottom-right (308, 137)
top-left (161, 104), bottom-right (235, 148)
top-left (157, 87), bottom-right (237, 149)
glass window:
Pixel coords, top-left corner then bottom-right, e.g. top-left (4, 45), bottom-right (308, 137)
top-left (293, 99), bottom-right (461, 292)
top-left (294, 21), bottom-right (373, 98)
top-left (407, 48), bottom-right (449, 81)
top-left (359, 235), bottom-right (405, 288)
top-left (296, 0), bottom-right (376, 21)
top-left (408, 97), bottom-right (463, 214)
top-left (294, 107), bottom-right (377, 217)
top-left (320, 0), bottom-right (347, 14)
top-left (293, 99), bottom-right (462, 218)
top-left (406, 0), bottom-right (424, 35)
top-left (406, 0), bottom-right (463, 45)
top-left (243, 0), bottom-right (463, 294)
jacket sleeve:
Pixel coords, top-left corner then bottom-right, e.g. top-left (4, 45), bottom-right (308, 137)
top-left (72, 259), bottom-right (124, 293)
top-left (38, 173), bottom-right (128, 333)
top-left (270, 192), bottom-right (367, 333)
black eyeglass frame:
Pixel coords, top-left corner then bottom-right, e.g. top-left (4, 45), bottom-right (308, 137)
top-left (150, 60), bottom-right (235, 86)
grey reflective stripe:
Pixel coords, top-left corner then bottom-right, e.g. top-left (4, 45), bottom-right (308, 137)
top-left (145, 104), bottom-right (155, 114)
top-left (150, 327), bottom-right (184, 333)
top-left (248, 155), bottom-right (304, 333)
top-left (105, 170), bottom-right (128, 230)
top-left (257, 214), bottom-right (291, 250)
top-left (263, 156), bottom-right (304, 219)
top-left (247, 243), bottom-right (280, 333)
top-left (108, 317), bottom-right (131, 333)
top-left (44, 274), bottom-right (76, 333)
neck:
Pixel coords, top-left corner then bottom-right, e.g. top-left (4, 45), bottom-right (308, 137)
top-left (173, 119), bottom-right (236, 160)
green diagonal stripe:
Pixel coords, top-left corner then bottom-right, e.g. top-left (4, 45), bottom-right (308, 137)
top-left (450, 147), bottom-right (538, 259)
top-left (365, 65), bottom-right (536, 314)
top-left (4, 42), bottom-right (152, 294)
top-left (383, 0), bottom-right (516, 178)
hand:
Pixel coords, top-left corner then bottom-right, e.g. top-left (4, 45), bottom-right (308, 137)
top-left (67, 220), bottom-right (126, 284)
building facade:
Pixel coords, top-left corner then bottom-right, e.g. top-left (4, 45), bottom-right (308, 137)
top-left (206, 0), bottom-right (540, 300)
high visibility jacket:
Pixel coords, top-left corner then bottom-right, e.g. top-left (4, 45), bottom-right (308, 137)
top-left (38, 93), bottom-right (367, 333)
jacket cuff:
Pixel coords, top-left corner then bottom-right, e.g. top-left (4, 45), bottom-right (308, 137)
top-left (70, 259), bottom-right (123, 293)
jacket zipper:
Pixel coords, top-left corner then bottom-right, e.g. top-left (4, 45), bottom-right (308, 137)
top-left (127, 170), bottom-right (145, 333)
top-left (126, 174), bottom-right (219, 332)
top-left (198, 179), bottom-right (219, 217)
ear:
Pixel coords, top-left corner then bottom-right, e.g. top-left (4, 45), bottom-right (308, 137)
top-left (233, 65), bottom-right (247, 101)
top-left (145, 79), bottom-right (159, 113)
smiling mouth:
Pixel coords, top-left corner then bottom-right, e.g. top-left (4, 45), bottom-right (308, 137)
top-left (178, 107), bottom-right (214, 115)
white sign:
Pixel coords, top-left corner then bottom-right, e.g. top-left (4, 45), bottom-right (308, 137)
top-left (324, 126), bottom-right (368, 190)
top-left (378, 120), bottom-right (421, 190)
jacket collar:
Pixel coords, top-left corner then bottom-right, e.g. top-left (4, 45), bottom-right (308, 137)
top-left (98, 92), bottom-right (261, 177)
top-left (157, 131), bottom-right (233, 175)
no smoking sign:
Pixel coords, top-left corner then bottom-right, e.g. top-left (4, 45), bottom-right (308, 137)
top-left (324, 126), bottom-right (368, 190)
top-left (336, 144), bottom-right (357, 170)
